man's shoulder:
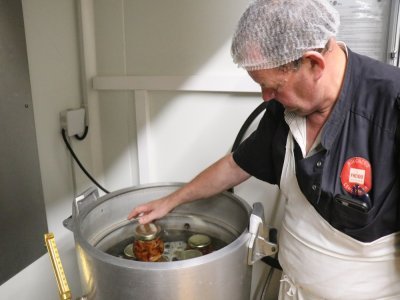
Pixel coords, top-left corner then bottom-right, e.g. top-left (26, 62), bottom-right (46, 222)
top-left (350, 49), bottom-right (400, 80)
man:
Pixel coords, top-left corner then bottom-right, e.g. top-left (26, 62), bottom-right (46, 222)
top-left (129, 0), bottom-right (400, 298)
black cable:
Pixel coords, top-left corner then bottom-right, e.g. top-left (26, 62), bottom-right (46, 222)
top-left (231, 101), bottom-right (268, 153)
top-left (75, 125), bottom-right (89, 140)
top-left (61, 128), bottom-right (110, 194)
top-left (227, 102), bottom-right (268, 193)
top-left (260, 263), bottom-right (275, 300)
top-left (228, 102), bottom-right (283, 274)
top-left (261, 228), bottom-right (282, 270)
top-left (261, 256), bottom-right (282, 270)
top-left (62, 101), bottom-right (269, 195)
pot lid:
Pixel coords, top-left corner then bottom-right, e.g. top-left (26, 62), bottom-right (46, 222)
top-left (188, 234), bottom-right (211, 249)
top-left (134, 223), bottom-right (161, 241)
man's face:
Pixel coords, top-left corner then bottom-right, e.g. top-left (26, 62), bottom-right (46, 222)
top-left (247, 65), bottom-right (321, 117)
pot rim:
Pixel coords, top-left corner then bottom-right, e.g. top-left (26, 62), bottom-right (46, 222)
top-left (72, 183), bottom-right (252, 270)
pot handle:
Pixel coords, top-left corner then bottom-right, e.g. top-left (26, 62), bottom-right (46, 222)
top-left (63, 186), bottom-right (99, 231)
top-left (247, 202), bottom-right (278, 265)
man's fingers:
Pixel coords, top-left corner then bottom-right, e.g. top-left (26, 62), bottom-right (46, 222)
top-left (127, 205), bottom-right (149, 220)
top-left (138, 214), bottom-right (154, 224)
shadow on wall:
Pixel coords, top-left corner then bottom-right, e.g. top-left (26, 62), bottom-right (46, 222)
top-left (119, 0), bottom-right (248, 76)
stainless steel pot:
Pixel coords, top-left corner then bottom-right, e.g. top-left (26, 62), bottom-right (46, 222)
top-left (64, 183), bottom-right (277, 300)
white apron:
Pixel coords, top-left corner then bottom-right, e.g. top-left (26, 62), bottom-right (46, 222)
top-left (277, 131), bottom-right (400, 300)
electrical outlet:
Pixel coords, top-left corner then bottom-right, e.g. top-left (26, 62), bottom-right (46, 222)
top-left (60, 108), bottom-right (86, 137)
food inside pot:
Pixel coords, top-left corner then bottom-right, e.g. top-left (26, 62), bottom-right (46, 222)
top-left (131, 223), bottom-right (165, 262)
top-left (106, 228), bottom-right (228, 262)
top-left (134, 237), bottom-right (164, 262)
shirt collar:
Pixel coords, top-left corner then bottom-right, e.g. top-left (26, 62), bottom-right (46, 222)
top-left (284, 41), bottom-right (351, 154)
top-left (320, 45), bottom-right (353, 150)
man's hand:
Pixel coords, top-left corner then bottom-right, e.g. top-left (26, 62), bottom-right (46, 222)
top-left (127, 197), bottom-right (175, 224)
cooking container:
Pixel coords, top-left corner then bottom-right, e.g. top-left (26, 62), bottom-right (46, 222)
top-left (64, 183), bottom-right (277, 300)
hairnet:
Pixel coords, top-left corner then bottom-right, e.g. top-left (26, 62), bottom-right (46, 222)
top-left (231, 0), bottom-right (340, 70)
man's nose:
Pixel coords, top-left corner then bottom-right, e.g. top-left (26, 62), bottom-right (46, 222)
top-left (261, 88), bottom-right (276, 102)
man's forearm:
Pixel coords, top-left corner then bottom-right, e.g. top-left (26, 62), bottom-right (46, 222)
top-left (167, 153), bottom-right (250, 207)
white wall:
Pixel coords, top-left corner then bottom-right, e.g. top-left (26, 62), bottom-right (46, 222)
top-left (0, 1), bottom-right (283, 299)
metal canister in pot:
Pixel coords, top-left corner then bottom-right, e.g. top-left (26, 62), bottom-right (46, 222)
top-left (177, 249), bottom-right (203, 260)
top-left (123, 243), bottom-right (135, 259)
top-left (188, 234), bottom-right (212, 254)
top-left (133, 223), bottom-right (164, 262)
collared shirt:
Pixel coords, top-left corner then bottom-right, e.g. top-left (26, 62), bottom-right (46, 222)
top-left (285, 41), bottom-right (349, 159)
top-left (233, 48), bottom-right (400, 242)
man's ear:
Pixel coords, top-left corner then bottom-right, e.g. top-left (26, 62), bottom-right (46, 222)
top-left (302, 51), bottom-right (325, 80)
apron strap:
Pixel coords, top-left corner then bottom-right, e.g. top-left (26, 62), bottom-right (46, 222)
top-left (280, 274), bottom-right (297, 296)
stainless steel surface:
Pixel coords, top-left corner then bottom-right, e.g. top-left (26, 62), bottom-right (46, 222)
top-left (0, 0), bottom-right (48, 285)
top-left (65, 183), bottom-right (256, 300)
top-left (248, 202), bottom-right (278, 265)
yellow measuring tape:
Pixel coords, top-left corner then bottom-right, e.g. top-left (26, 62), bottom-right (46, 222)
top-left (44, 233), bottom-right (72, 300)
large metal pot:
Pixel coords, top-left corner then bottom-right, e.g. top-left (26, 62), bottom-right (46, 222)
top-left (64, 183), bottom-right (277, 300)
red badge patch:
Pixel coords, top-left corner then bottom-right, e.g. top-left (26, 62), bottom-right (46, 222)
top-left (340, 157), bottom-right (372, 196)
